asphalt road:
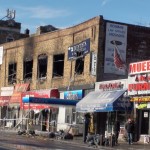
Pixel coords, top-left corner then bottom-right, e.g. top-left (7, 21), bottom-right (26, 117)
top-left (0, 131), bottom-right (150, 150)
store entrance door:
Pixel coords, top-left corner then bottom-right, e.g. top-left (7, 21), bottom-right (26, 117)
top-left (141, 110), bottom-right (149, 134)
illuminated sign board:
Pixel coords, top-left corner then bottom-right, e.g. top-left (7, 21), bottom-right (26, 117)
top-left (131, 96), bottom-right (150, 102)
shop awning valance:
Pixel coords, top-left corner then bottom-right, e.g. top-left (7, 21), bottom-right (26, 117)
top-left (22, 97), bottom-right (78, 106)
top-left (76, 89), bottom-right (133, 113)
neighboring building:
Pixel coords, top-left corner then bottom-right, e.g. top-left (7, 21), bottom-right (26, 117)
top-left (128, 60), bottom-right (150, 137)
top-left (0, 20), bottom-right (29, 44)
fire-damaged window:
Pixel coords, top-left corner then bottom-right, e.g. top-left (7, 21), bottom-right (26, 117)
top-left (75, 52), bottom-right (84, 75)
top-left (37, 54), bottom-right (48, 80)
top-left (53, 54), bottom-right (64, 78)
top-left (8, 63), bottom-right (17, 84)
top-left (23, 59), bottom-right (33, 81)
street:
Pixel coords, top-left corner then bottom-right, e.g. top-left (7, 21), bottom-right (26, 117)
top-left (0, 131), bottom-right (150, 150)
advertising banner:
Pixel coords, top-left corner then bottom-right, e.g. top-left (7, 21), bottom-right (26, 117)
top-left (104, 22), bottom-right (127, 75)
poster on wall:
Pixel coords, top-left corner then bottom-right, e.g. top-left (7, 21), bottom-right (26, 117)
top-left (104, 22), bottom-right (127, 75)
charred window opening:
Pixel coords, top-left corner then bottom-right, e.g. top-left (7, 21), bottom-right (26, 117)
top-left (37, 54), bottom-right (48, 79)
top-left (53, 54), bottom-right (64, 78)
top-left (8, 63), bottom-right (17, 84)
top-left (23, 59), bottom-right (33, 80)
top-left (75, 51), bottom-right (84, 75)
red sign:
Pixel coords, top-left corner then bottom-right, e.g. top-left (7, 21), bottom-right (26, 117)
top-left (21, 89), bottom-right (59, 110)
top-left (0, 96), bottom-right (10, 106)
top-left (128, 83), bottom-right (150, 91)
top-left (129, 60), bottom-right (150, 75)
top-left (99, 82), bottom-right (123, 91)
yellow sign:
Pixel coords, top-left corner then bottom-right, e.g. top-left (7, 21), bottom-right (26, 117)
top-left (131, 96), bottom-right (150, 102)
top-left (137, 103), bottom-right (148, 109)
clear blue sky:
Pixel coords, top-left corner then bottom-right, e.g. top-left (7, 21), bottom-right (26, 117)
top-left (0, 0), bottom-right (150, 34)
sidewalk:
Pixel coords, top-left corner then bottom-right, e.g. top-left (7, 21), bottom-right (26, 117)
top-left (2, 129), bottom-right (150, 149)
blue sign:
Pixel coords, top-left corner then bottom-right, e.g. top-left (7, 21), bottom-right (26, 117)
top-left (64, 90), bottom-right (83, 100)
top-left (68, 38), bottom-right (90, 60)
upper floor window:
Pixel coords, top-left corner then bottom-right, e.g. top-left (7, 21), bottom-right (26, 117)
top-left (8, 62), bottom-right (17, 84)
top-left (53, 54), bottom-right (64, 78)
top-left (23, 59), bottom-right (33, 81)
top-left (75, 51), bottom-right (84, 75)
top-left (37, 54), bottom-right (47, 80)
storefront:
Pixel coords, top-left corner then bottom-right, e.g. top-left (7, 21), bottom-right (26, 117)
top-left (76, 79), bottom-right (133, 135)
top-left (128, 60), bottom-right (150, 136)
top-left (58, 90), bottom-right (84, 135)
top-left (21, 88), bottom-right (60, 131)
top-left (8, 83), bottom-right (30, 128)
top-left (22, 96), bottom-right (78, 132)
top-left (0, 86), bottom-right (14, 126)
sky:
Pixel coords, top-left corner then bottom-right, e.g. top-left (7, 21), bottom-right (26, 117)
top-left (0, 0), bottom-right (150, 34)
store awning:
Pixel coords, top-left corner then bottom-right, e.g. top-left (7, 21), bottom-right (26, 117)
top-left (10, 83), bottom-right (30, 104)
top-left (76, 89), bottom-right (133, 112)
top-left (22, 97), bottom-right (79, 106)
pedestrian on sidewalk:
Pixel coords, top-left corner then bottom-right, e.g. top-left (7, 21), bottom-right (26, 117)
top-left (83, 113), bottom-right (90, 143)
top-left (113, 120), bottom-right (120, 145)
top-left (125, 118), bottom-right (134, 145)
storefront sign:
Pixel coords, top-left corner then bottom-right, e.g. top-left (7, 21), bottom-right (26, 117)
top-left (1, 86), bottom-right (14, 96)
top-left (64, 90), bottom-right (83, 100)
top-left (129, 60), bottom-right (150, 75)
top-left (95, 79), bottom-right (127, 91)
top-left (131, 96), bottom-right (150, 102)
top-left (99, 82), bottom-right (123, 91)
top-left (68, 39), bottom-right (90, 60)
top-left (21, 89), bottom-right (59, 110)
top-left (128, 73), bottom-right (150, 95)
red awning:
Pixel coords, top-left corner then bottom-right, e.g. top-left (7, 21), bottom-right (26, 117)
top-left (10, 83), bottom-right (30, 104)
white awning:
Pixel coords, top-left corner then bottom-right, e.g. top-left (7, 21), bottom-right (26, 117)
top-left (76, 89), bottom-right (132, 113)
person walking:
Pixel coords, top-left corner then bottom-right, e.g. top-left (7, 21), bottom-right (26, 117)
top-left (125, 118), bottom-right (134, 145)
top-left (113, 120), bottom-right (120, 145)
top-left (83, 113), bottom-right (90, 143)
